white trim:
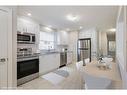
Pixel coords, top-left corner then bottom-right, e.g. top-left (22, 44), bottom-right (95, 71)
top-left (7, 8), bottom-right (13, 88)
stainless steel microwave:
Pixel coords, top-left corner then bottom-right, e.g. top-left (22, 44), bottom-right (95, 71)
top-left (17, 32), bottom-right (35, 44)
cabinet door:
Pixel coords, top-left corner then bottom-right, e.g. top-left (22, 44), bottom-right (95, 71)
top-left (26, 23), bottom-right (32, 33)
top-left (17, 18), bottom-right (38, 33)
top-left (57, 31), bottom-right (68, 45)
top-left (39, 54), bottom-right (60, 75)
top-left (17, 19), bottom-right (27, 33)
top-left (22, 21), bottom-right (27, 32)
top-left (17, 19), bottom-right (25, 32)
top-left (17, 19), bottom-right (22, 32)
top-left (27, 23), bottom-right (37, 33)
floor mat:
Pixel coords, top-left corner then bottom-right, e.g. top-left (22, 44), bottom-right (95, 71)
top-left (41, 72), bottom-right (65, 85)
top-left (53, 70), bottom-right (69, 77)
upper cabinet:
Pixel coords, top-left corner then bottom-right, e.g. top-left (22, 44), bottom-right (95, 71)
top-left (17, 17), bottom-right (39, 34)
top-left (17, 16), bottom-right (40, 46)
top-left (57, 30), bottom-right (69, 45)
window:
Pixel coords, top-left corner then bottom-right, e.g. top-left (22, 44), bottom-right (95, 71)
top-left (39, 31), bottom-right (55, 50)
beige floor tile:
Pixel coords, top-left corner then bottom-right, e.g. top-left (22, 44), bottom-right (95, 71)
top-left (17, 63), bottom-right (122, 89)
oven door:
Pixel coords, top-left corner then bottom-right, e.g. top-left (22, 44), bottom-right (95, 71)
top-left (17, 58), bottom-right (39, 79)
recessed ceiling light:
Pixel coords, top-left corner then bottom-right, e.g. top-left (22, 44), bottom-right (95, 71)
top-left (45, 26), bottom-right (52, 32)
top-left (66, 28), bottom-right (70, 31)
top-left (66, 14), bottom-right (79, 21)
top-left (79, 26), bottom-right (83, 29)
top-left (107, 28), bottom-right (116, 32)
top-left (27, 13), bottom-right (32, 16)
top-left (48, 25), bottom-right (52, 28)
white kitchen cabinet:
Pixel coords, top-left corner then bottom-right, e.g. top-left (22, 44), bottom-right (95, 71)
top-left (67, 52), bottom-right (73, 65)
top-left (39, 53), bottom-right (60, 75)
top-left (17, 18), bottom-right (23, 32)
top-left (57, 30), bottom-right (68, 45)
top-left (17, 17), bottom-right (39, 34)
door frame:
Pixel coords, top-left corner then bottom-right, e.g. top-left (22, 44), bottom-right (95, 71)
top-left (0, 7), bottom-right (13, 89)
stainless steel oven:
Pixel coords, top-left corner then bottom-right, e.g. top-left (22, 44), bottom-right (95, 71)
top-left (17, 32), bottom-right (35, 44)
top-left (17, 56), bottom-right (39, 86)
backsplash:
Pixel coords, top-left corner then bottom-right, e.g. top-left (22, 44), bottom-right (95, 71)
top-left (17, 44), bottom-right (38, 54)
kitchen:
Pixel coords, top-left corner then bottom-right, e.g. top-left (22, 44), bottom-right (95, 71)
top-left (0, 6), bottom-right (127, 89)
top-left (16, 10), bottom-right (75, 86)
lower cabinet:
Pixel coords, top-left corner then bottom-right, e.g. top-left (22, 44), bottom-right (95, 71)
top-left (39, 53), bottom-right (60, 75)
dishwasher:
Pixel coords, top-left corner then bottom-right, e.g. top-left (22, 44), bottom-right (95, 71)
top-left (60, 52), bottom-right (67, 67)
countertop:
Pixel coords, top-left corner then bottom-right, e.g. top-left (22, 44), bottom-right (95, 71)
top-left (39, 51), bottom-right (73, 56)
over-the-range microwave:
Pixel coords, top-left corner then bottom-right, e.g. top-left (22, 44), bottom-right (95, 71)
top-left (17, 32), bottom-right (36, 44)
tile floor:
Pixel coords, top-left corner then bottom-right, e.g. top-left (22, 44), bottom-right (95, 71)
top-left (17, 63), bottom-right (122, 89)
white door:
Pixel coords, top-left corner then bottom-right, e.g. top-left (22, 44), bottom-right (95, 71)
top-left (0, 9), bottom-right (9, 89)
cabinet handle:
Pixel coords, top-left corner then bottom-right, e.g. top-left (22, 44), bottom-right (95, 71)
top-left (0, 58), bottom-right (6, 62)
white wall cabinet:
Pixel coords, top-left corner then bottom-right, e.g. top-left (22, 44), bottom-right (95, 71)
top-left (57, 30), bottom-right (68, 45)
top-left (17, 17), bottom-right (40, 52)
top-left (39, 53), bottom-right (60, 75)
top-left (17, 17), bottom-right (39, 34)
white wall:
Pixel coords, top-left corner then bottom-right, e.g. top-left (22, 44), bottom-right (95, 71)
top-left (99, 31), bottom-right (108, 56)
top-left (116, 6), bottom-right (127, 89)
top-left (79, 28), bottom-right (98, 60)
top-left (11, 7), bottom-right (17, 88)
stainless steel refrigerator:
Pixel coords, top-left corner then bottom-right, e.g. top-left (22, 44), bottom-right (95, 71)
top-left (77, 38), bottom-right (91, 62)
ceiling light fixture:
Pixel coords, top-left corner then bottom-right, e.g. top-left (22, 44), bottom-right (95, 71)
top-left (27, 13), bottom-right (32, 16)
top-left (107, 28), bottom-right (116, 32)
top-left (66, 28), bottom-right (70, 31)
top-left (66, 14), bottom-right (79, 21)
top-left (79, 26), bottom-right (83, 29)
top-left (45, 26), bottom-right (52, 32)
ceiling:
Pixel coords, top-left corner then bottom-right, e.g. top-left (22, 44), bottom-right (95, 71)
top-left (17, 6), bottom-right (118, 31)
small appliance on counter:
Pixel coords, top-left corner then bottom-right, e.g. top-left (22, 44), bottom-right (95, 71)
top-left (17, 48), bottom-right (39, 86)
